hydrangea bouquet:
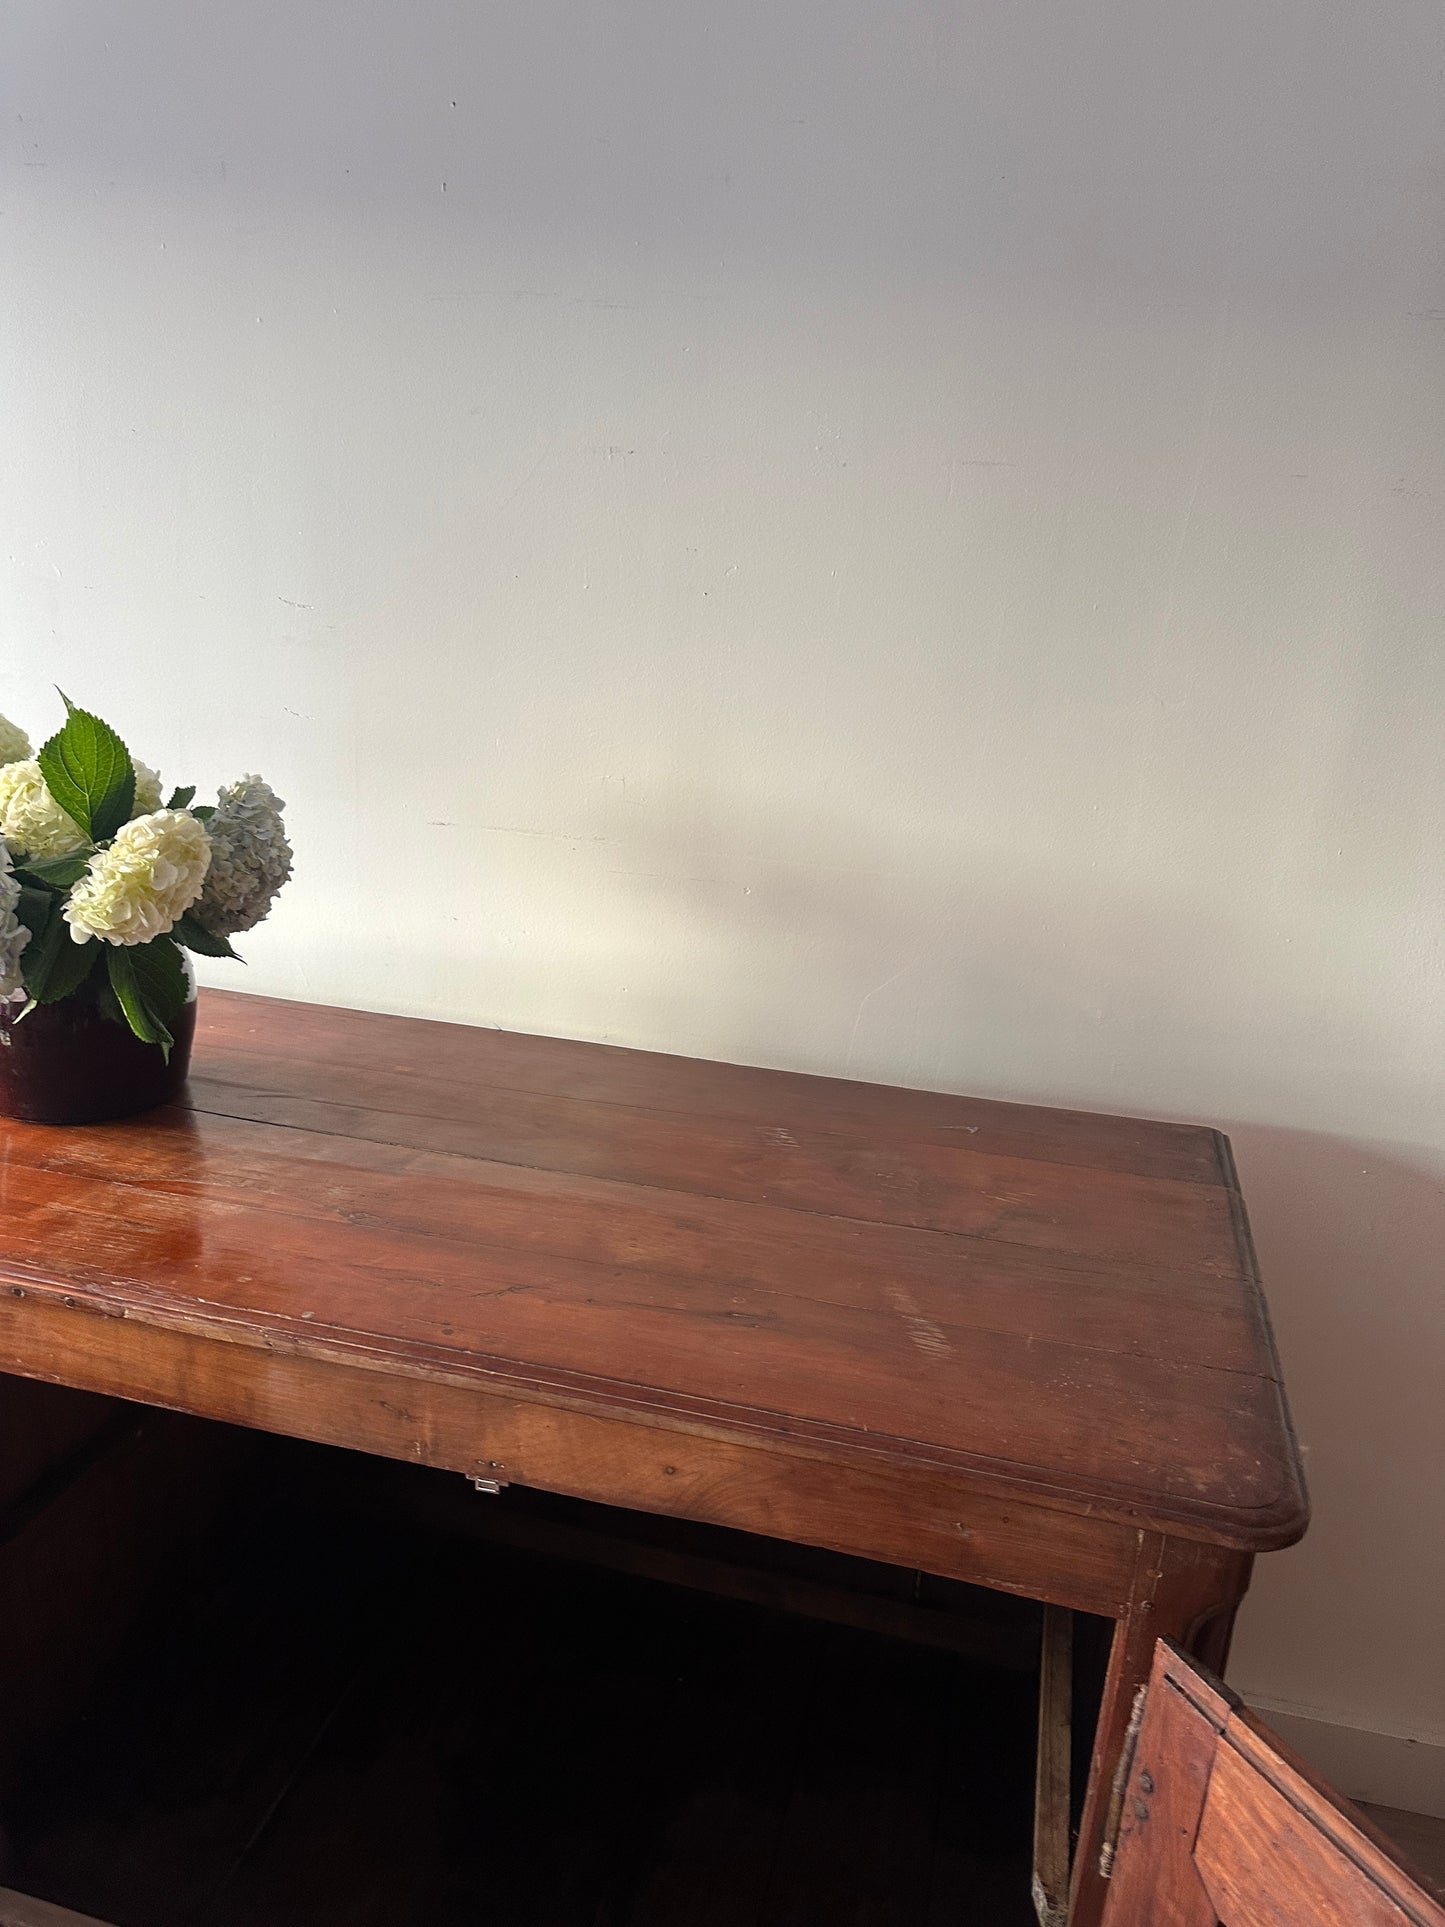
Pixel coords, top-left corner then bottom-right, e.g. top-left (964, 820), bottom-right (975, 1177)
top-left (0, 696), bottom-right (290, 1064)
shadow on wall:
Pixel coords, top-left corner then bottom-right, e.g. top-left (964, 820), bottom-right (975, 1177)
top-left (506, 773), bottom-right (1405, 1110)
top-left (1222, 1125), bottom-right (1445, 1731)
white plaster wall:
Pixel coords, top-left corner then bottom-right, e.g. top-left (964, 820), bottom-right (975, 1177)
top-left (2, 1), bottom-right (1442, 1774)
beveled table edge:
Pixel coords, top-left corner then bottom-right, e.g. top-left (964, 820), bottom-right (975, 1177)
top-left (0, 1263), bottom-right (1310, 1552)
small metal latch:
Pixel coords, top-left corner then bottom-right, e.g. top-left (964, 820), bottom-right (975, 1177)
top-left (470, 1476), bottom-right (502, 1495)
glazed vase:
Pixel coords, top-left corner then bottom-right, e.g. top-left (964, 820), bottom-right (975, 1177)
top-left (0, 973), bottom-right (197, 1125)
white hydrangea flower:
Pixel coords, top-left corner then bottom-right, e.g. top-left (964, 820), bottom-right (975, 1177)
top-left (0, 842), bottom-right (30, 997)
top-left (64, 808), bottom-right (211, 947)
top-left (131, 760), bottom-right (164, 816)
top-left (0, 760), bottom-right (88, 859)
top-left (196, 775), bottom-right (292, 936)
top-left (0, 715), bottom-right (31, 767)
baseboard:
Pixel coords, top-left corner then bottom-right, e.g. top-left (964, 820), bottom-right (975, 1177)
top-left (1250, 1702), bottom-right (1445, 1820)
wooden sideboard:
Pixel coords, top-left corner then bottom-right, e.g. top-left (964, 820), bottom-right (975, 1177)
top-left (0, 991), bottom-right (1307, 1924)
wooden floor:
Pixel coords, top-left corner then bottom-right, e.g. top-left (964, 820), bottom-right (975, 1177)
top-left (0, 1452), bottom-right (1039, 1927)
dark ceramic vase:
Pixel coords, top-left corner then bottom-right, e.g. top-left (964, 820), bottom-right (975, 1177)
top-left (0, 982), bottom-right (197, 1125)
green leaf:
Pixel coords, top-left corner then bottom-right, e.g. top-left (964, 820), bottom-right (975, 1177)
top-left (191, 804), bottom-right (216, 821)
top-left (16, 885), bottom-right (55, 944)
top-left (17, 850), bottom-right (93, 891)
top-left (166, 785), bottom-right (196, 810)
top-left (37, 702), bottom-right (135, 842)
top-left (106, 941), bottom-right (184, 1059)
top-left (172, 910), bottom-right (240, 960)
top-left (21, 909), bottom-right (99, 1005)
top-left (43, 934), bottom-right (99, 1003)
top-left (107, 948), bottom-right (170, 1053)
top-left (131, 935), bottom-right (189, 1024)
top-left (93, 977), bottom-right (126, 1029)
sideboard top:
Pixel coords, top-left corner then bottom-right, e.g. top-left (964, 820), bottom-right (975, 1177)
top-left (0, 991), bottom-right (1307, 1548)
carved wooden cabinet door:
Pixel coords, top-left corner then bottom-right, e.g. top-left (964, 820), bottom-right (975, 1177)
top-left (1102, 1641), bottom-right (1444, 1927)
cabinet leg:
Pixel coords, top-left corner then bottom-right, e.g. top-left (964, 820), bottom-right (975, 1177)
top-left (1032, 1604), bottom-right (1074, 1927)
top-left (1066, 1537), bottom-right (1251, 1927)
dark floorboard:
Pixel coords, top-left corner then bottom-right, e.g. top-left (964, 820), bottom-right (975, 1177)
top-left (5, 1472), bottom-right (1037, 1927)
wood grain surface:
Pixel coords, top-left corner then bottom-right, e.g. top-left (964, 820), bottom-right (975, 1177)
top-left (0, 990), bottom-right (1305, 1551)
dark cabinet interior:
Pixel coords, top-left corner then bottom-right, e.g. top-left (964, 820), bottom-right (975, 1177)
top-left (0, 1379), bottom-right (1107, 1927)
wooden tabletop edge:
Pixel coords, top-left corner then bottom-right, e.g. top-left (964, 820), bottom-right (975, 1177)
top-left (0, 1265), bottom-right (1313, 1550)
